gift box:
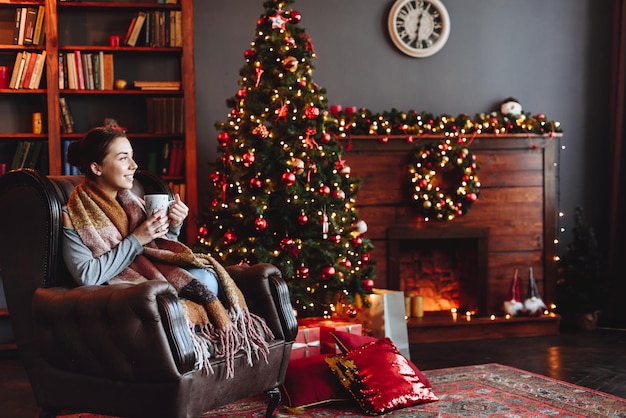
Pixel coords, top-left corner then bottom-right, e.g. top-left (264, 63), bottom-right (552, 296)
top-left (289, 326), bottom-right (321, 360)
top-left (298, 318), bottom-right (363, 354)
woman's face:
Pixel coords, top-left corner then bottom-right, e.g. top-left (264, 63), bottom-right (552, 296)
top-left (92, 136), bottom-right (137, 194)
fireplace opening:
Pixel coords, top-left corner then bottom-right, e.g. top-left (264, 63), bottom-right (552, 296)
top-left (387, 226), bottom-right (489, 316)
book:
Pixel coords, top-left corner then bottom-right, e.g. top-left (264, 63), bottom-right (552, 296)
top-left (11, 51), bottom-right (28, 90)
top-left (83, 53), bottom-right (94, 90)
top-left (126, 11), bottom-right (147, 47)
top-left (74, 50), bottom-right (85, 90)
top-left (91, 52), bottom-right (101, 90)
top-left (102, 53), bottom-right (114, 90)
top-left (167, 140), bottom-right (179, 177)
top-left (29, 50), bottom-right (47, 89)
top-left (17, 7), bottom-right (27, 46)
top-left (171, 139), bottom-right (185, 176)
top-left (22, 7), bottom-right (38, 46)
top-left (174, 10), bottom-right (183, 47)
top-left (25, 141), bottom-right (43, 169)
top-left (32, 5), bottom-right (45, 46)
top-left (123, 16), bottom-right (137, 46)
top-left (59, 97), bottom-right (74, 134)
top-left (58, 52), bottom-right (66, 90)
top-left (66, 52), bottom-right (77, 90)
top-left (159, 141), bottom-right (170, 175)
top-left (10, 141), bottom-right (25, 170)
top-left (134, 81), bottom-right (181, 90)
top-left (8, 52), bottom-right (24, 89)
top-left (12, 8), bottom-right (22, 45)
top-left (20, 51), bottom-right (38, 89)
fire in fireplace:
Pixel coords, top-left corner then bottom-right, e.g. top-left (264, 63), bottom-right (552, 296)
top-left (387, 226), bottom-right (489, 315)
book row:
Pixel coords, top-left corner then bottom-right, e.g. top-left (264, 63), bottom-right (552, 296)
top-left (9, 51), bottom-right (47, 90)
top-left (10, 141), bottom-right (48, 172)
top-left (146, 97), bottom-right (185, 134)
top-left (147, 139), bottom-right (185, 177)
top-left (125, 10), bottom-right (183, 48)
top-left (13, 5), bottom-right (45, 47)
top-left (59, 51), bottom-right (115, 91)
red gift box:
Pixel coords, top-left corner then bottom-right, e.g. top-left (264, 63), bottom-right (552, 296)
top-left (298, 318), bottom-right (363, 354)
top-left (289, 326), bottom-right (321, 360)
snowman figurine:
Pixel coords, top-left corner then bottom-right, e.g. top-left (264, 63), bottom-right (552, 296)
top-left (500, 97), bottom-right (523, 116)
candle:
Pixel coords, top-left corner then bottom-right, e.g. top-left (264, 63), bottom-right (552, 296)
top-left (411, 295), bottom-right (424, 318)
top-left (404, 297), bottom-right (412, 319)
top-left (330, 105), bottom-right (342, 117)
top-left (345, 106), bottom-right (357, 115)
top-left (451, 308), bottom-right (458, 321)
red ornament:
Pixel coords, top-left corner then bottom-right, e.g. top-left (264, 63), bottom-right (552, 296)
top-left (280, 237), bottom-right (294, 250)
top-left (210, 199), bottom-right (219, 207)
top-left (236, 88), bottom-right (247, 99)
top-left (223, 231), bottom-right (237, 244)
top-left (244, 49), bottom-right (256, 59)
top-left (249, 177), bottom-right (262, 188)
top-left (321, 266), bottom-right (336, 280)
top-left (362, 253), bottom-right (370, 264)
top-left (320, 132), bottom-right (332, 143)
top-left (283, 56), bottom-right (298, 72)
top-left (296, 266), bottom-right (310, 279)
top-left (332, 188), bottom-right (346, 200)
top-left (467, 193), bottom-right (478, 202)
top-left (197, 226), bottom-right (208, 237)
top-left (362, 278), bottom-right (375, 291)
top-left (352, 236), bottom-right (363, 246)
top-left (341, 259), bottom-right (352, 268)
top-left (298, 214), bottom-right (308, 225)
top-left (331, 234), bottom-right (342, 244)
top-left (305, 105), bottom-right (320, 119)
top-left (281, 172), bottom-right (296, 186)
top-left (290, 10), bottom-right (302, 23)
top-left (217, 132), bottom-right (232, 147)
top-left (319, 184), bottom-right (331, 195)
top-left (254, 217), bottom-right (267, 231)
top-left (242, 152), bottom-right (255, 167)
top-left (253, 124), bottom-right (269, 138)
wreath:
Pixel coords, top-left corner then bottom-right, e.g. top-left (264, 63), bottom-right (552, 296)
top-left (408, 141), bottom-right (481, 221)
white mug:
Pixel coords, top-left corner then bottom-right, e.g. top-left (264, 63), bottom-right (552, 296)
top-left (144, 194), bottom-right (171, 215)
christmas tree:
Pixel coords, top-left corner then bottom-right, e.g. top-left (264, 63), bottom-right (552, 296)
top-left (196, 0), bottom-right (376, 318)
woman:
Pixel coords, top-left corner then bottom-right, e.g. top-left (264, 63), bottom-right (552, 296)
top-left (62, 126), bottom-right (271, 377)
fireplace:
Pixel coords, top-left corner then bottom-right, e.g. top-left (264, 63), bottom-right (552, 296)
top-left (387, 226), bottom-right (489, 316)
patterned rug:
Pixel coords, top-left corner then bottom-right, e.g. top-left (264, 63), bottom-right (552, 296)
top-left (201, 363), bottom-right (626, 418)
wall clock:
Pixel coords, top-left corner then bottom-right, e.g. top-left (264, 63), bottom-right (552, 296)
top-left (388, 0), bottom-right (450, 58)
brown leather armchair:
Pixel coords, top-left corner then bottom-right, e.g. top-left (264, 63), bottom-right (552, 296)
top-left (0, 168), bottom-right (298, 418)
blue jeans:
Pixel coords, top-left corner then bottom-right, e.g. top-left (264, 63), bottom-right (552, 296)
top-left (186, 267), bottom-right (219, 296)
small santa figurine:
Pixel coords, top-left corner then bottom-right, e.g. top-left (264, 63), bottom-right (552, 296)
top-left (500, 97), bottom-right (523, 116)
top-left (524, 267), bottom-right (547, 315)
top-left (503, 268), bottom-right (524, 316)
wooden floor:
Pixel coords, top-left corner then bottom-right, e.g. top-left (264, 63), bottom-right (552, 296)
top-left (0, 328), bottom-right (624, 417)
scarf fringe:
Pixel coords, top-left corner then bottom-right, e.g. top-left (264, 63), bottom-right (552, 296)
top-left (187, 305), bottom-right (274, 379)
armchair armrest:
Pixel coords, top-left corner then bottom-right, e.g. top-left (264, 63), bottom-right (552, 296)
top-left (32, 281), bottom-right (196, 381)
top-left (226, 263), bottom-right (298, 342)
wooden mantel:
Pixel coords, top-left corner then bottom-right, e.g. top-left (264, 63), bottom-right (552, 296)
top-left (343, 134), bottom-right (562, 316)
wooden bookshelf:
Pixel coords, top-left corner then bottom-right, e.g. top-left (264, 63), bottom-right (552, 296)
top-left (0, 0), bottom-right (197, 243)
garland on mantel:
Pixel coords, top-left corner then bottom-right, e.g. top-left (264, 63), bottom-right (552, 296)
top-left (327, 108), bottom-right (562, 143)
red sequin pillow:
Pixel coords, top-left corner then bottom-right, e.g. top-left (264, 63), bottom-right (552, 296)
top-left (331, 330), bottom-right (432, 388)
top-left (325, 338), bottom-right (438, 415)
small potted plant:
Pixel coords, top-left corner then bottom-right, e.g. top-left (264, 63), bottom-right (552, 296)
top-left (556, 207), bottom-right (606, 331)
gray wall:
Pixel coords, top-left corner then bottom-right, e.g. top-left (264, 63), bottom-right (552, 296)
top-left (194, 0), bottom-right (613, 252)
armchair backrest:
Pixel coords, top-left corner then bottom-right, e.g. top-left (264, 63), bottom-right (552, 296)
top-left (0, 169), bottom-right (172, 354)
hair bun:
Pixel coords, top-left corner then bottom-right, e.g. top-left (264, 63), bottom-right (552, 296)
top-left (66, 141), bottom-right (80, 167)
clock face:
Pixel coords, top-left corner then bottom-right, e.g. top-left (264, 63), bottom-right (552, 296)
top-left (388, 0), bottom-right (450, 58)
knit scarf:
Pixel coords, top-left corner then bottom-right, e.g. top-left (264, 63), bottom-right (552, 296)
top-left (66, 179), bottom-right (273, 378)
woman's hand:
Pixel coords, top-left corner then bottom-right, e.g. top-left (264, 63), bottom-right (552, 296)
top-left (168, 193), bottom-right (189, 227)
top-left (132, 209), bottom-right (170, 245)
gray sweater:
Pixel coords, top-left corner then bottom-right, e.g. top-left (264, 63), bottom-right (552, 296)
top-left (62, 207), bottom-right (182, 286)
